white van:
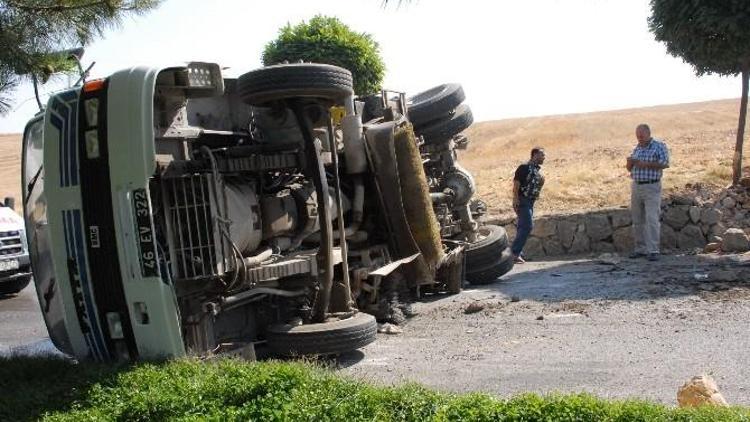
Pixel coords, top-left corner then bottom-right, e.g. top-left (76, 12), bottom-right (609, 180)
top-left (0, 200), bottom-right (32, 295)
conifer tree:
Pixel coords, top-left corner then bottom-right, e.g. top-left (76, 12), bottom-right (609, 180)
top-left (0, 0), bottom-right (162, 114)
top-left (649, 0), bottom-right (750, 184)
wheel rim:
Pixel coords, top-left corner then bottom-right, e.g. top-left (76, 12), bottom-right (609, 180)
top-left (472, 225), bottom-right (493, 243)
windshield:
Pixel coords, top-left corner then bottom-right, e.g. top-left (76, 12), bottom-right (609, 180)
top-left (22, 116), bottom-right (55, 299)
top-left (23, 114), bottom-right (75, 353)
top-left (23, 116), bottom-right (45, 224)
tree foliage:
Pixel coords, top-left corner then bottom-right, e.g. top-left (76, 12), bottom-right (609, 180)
top-left (649, 0), bottom-right (750, 184)
top-left (0, 0), bottom-right (162, 114)
top-left (648, 0), bottom-right (750, 75)
top-left (262, 15), bottom-right (385, 96)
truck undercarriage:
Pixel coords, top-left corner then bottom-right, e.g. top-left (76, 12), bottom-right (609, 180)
top-left (23, 62), bottom-right (514, 361)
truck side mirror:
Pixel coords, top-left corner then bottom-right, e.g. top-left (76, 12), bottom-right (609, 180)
top-left (4, 196), bottom-right (15, 210)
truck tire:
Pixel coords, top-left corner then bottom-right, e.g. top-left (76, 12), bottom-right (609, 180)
top-left (466, 247), bottom-right (514, 285)
top-left (266, 312), bottom-right (377, 356)
top-left (465, 225), bottom-right (514, 285)
top-left (407, 83), bottom-right (465, 128)
top-left (465, 224), bottom-right (509, 270)
top-left (415, 103), bottom-right (474, 144)
top-left (238, 63), bottom-right (354, 106)
top-left (0, 275), bottom-right (32, 296)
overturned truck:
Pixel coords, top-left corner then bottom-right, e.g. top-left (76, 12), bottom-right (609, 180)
top-left (22, 62), bottom-right (514, 361)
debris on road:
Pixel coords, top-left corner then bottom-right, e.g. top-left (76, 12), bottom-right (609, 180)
top-left (464, 302), bottom-right (486, 314)
top-left (677, 375), bottom-right (728, 408)
top-left (377, 323), bottom-right (403, 335)
top-left (596, 253), bottom-right (622, 265)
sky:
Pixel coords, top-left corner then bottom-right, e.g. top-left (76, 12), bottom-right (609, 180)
top-left (0, 0), bottom-right (742, 133)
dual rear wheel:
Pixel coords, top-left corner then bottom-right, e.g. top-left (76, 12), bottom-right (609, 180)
top-left (465, 224), bottom-right (515, 285)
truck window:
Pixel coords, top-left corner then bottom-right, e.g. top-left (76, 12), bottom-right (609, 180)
top-left (22, 116), bottom-right (52, 281)
top-left (23, 117), bottom-right (45, 222)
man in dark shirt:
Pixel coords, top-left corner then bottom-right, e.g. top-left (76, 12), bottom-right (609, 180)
top-left (511, 147), bottom-right (546, 263)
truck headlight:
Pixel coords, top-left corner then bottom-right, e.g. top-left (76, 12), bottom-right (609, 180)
top-left (184, 62), bottom-right (224, 96)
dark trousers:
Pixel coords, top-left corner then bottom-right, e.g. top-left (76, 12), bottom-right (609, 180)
top-left (511, 196), bottom-right (534, 256)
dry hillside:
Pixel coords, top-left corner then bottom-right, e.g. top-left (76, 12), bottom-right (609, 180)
top-left (0, 99), bottom-right (742, 218)
top-left (0, 134), bottom-right (22, 207)
top-left (461, 98), bottom-right (742, 219)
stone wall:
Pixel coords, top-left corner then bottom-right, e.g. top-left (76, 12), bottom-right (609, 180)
top-left (487, 198), bottom-right (728, 258)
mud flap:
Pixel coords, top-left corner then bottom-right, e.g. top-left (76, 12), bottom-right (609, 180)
top-left (436, 243), bottom-right (465, 294)
top-left (363, 121), bottom-right (434, 286)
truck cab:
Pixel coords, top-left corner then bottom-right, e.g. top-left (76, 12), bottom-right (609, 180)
top-left (0, 198), bottom-right (31, 295)
top-left (22, 62), bottom-right (398, 361)
top-left (22, 61), bottom-right (510, 362)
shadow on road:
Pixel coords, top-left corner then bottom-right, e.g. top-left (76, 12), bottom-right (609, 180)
top-left (469, 253), bottom-right (750, 303)
top-left (335, 349), bottom-right (366, 369)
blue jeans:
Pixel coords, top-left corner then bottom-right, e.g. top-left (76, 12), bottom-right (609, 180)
top-left (511, 196), bottom-right (534, 256)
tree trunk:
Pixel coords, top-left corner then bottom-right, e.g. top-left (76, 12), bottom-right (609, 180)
top-left (31, 75), bottom-right (43, 111)
top-left (732, 67), bottom-right (749, 185)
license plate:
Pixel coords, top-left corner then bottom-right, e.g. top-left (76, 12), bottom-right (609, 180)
top-left (0, 259), bottom-right (19, 271)
top-left (132, 189), bottom-right (158, 277)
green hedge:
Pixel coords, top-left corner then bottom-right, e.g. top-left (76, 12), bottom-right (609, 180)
top-left (1, 356), bottom-right (748, 421)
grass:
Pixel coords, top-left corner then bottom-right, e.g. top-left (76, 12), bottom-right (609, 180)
top-left (461, 98), bottom-right (742, 219)
top-left (1, 356), bottom-right (748, 421)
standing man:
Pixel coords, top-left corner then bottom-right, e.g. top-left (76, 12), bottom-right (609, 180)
top-left (511, 147), bottom-right (546, 263)
top-left (626, 124), bottom-right (669, 261)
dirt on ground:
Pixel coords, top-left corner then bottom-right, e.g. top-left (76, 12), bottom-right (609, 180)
top-left (461, 98), bottom-right (740, 218)
top-left (340, 252), bottom-right (750, 406)
top-left (0, 134), bottom-right (22, 205)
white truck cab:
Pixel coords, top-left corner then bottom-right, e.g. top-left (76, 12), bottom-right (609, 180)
top-left (22, 60), bottom-right (506, 363)
top-left (0, 201), bottom-right (31, 295)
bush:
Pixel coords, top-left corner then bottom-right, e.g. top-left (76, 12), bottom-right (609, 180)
top-left (2, 356), bottom-right (749, 421)
top-left (262, 15), bottom-right (386, 96)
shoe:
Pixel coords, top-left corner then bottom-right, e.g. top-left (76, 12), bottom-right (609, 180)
top-left (513, 254), bottom-right (526, 264)
top-left (628, 252), bottom-right (646, 259)
top-left (647, 253), bottom-right (660, 262)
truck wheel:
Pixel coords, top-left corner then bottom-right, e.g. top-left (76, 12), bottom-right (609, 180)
top-left (0, 275), bottom-right (32, 296)
top-left (266, 312), bottom-right (377, 356)
top-left (466, 247), bottom-right (514, 285)
top-left (465, 224), bottom-right (509, 270)
top-left (407, 83), bottom-right (465, 128)
top-left (414, 103), bottom-right (474, 144)
top-left (238, 63), bottom-right (354, 106)
top-left (465, 225), bottom-right (514, 285)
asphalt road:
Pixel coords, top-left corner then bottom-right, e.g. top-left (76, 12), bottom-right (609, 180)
top-left (343, 254), bottom-right (750, 406)
top-left (0, 281), bottom-right (56, 356)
